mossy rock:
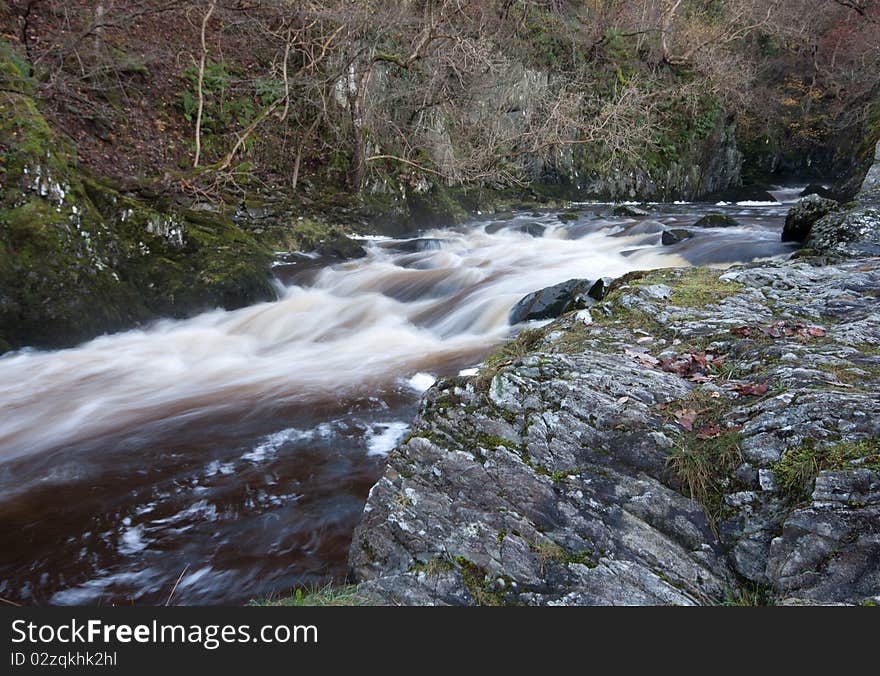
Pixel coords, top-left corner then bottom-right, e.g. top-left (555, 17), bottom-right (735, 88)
top-left (693, 213), bottom-right (740, 228)
top-left (0, 46), bottom-right (275, 350)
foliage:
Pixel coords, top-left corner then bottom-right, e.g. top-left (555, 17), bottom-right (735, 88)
top-left (773, 439), bottom-right (880, 501)
top-left (252, 583), bottom-right (370, 607)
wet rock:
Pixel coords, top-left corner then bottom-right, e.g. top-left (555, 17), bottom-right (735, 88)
top-left (662, 228), bottom-right (694, 245)
top-left (693, 213), bottom-right (740, 228)
top-left (807, 141), bottom-right (880, 256)
top-left (316, 235), bottom-right (367, 260)
top-left (513, 222), bottom-right (546, 237)
top-left (612, 220), bottom-right (665, 237)
top-left (782, 194), bottom-right (838, 242)
top-left (387, 238), bottom-right (444, 253)
top-left (509, 278), bottom-right (594, 324)
top-left (799, 184), bottom-right (834, 199)
top-left (587, 277), bottom-right (613, 301)
top-left (612, 204), bottom-right (650, 217)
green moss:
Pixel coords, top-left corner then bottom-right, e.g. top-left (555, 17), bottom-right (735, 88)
top-left (456, 558), bottom-right (508, 606)
top-left (0, 59), bottom-right (275, 349)
top-left (773, 439), bottom-right (880, 501)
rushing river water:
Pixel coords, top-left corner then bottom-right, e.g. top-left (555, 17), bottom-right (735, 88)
top-left (0, 190), bottom-right (806, 605)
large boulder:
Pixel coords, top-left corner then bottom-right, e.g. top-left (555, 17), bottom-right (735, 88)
top-left (806, 141), bottom-right (880, 256)
top-left (509, 279), bottom-right (594, 324)
top-left (782, 194), bottom-right (838, 242)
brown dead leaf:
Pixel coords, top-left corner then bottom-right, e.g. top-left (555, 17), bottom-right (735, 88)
top-left (673, 408), bottom-right (698, 431)
top-left (696, 424), bottom-right (722, 439)
top-left (734, 382), bottom-right (769, 396)
top-left (625, 348), bottom-right (658, 368)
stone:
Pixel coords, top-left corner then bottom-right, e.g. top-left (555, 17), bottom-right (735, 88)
top-left (693, 213), bottom-right (740, 228)
top-left (806, 141), bottom-right (880, 256)
top-left (799, 184), bottom-right (834, 199)
top-left (782, 194), bottom-right (838, 242)
top-left (587, 277), bottom-right (613, 301)
top-left (316, 235), bottom-right (367, 259)
top-left (612, 204), bottom-right (650, 217)
top-left (351, 257), bottom-right (880, 605)
top-left (509, 279), bottom-right (594, 324)
top-left (662, 228), bottom-right (694, 245)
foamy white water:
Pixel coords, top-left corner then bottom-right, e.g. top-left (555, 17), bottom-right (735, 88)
top-left (0, 208), bottom-right (793, 462)
top-left (0, 200), bottom-right (805, 606)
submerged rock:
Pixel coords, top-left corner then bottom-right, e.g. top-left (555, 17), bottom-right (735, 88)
top-left (662, 228), bottom-right (694, 245)
top-left (693, 213), bottom-right (740, 228)
top-left (799, 184), bottom-right (834, 199)
top-left (612, 204), bottom-right (650, 217)
top-left (782, 194), bottom-right (838, 242)
top-left (509, 279), bottom-right (594, 324)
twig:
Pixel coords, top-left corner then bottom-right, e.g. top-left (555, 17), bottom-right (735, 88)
top-left (0, 596), bottom-right (22, 607)
top-left (193, 1), bottom-right (217, 168)
top-left (165, 564), bottom-right (190, 606)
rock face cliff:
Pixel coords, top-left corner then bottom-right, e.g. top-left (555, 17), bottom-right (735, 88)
top-left (350, 257), bottom-right (880, 605)
top-left (806, 141), bottom-right (880, 256)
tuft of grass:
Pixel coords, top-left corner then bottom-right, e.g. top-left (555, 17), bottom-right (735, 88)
top-left (456, 558), bottom-right (506, 606)
top-left (663, 390), bottom-right (743, 529)
top-left (251, 583), bottom-right (370, 607)
top-left (720, 583), bottom-right (776, 606)
top-left (773, 438), bottom-right (880, 501)
top-left (475, 328), bottom-right (545, 391)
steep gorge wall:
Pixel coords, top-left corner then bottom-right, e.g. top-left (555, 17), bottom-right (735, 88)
top-left (0, 47), bottom-right (276, 352)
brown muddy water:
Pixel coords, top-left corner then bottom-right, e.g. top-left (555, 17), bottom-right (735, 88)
top-left (0, 192), bottom-right (804, 604)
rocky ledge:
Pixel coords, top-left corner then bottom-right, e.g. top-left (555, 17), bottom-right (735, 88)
top-left (349, 256), bottom-right (880, 605)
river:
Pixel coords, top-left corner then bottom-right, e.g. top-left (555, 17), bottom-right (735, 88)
top-left (0, 189), bottom-right (805, 604)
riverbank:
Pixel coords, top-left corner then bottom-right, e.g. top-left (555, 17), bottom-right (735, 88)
top-left (344, 148), bottom-right (880, 606)
top-left (348, 258), bottom-right (880, 605)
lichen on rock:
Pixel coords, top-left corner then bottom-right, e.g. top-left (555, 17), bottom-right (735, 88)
top-left (350, 259), bottom-right (880, 605)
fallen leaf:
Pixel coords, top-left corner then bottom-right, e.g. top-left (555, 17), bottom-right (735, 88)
top-left (625, 348), bottom-right (658, 368)
top-left (734, 382), bottom-right (769, 396)
top-left (710, 391), bottom-right (721, 398)
top-left (636, 336), bottom-right (653, 343)
top-left (616, 396), bottom-right (630, 405)
top-left (674, 408), bottom-right (698, 431)
top-left (696, 424), bottom-right (722, 439)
